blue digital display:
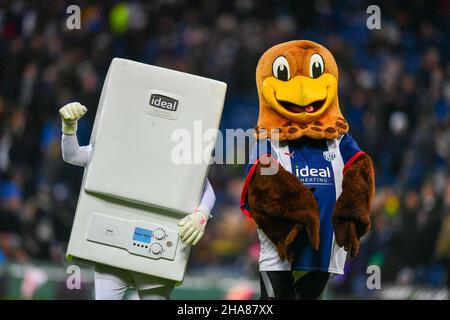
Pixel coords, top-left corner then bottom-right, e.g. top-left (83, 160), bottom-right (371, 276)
top-left (133, 227), bottom-right (153, 244)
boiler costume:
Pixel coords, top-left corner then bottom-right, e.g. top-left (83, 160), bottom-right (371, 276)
top-left (60, 102), bottom-right (215, 299)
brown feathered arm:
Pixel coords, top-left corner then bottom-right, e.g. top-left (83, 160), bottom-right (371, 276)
top-left (247, 156), bottom-right (320, 262)
top-left (333, 153), bottom-right (375, 257)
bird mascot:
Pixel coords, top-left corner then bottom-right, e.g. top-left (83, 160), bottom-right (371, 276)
top-left (240, 40), bottom-right (375, 299)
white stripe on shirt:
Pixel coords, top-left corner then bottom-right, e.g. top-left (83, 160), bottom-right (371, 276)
top-left (327, 138), bottom-right (347, 274)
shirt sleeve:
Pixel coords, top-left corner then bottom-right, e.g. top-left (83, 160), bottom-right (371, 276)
top-left (61, 134), bottom-right (92, 167)
top-left (246, 139), bottom-right (276, 172)
top-left (197, 179), bottom-right (215, 217)
top-left (339, 133), bottom-right (365, 172)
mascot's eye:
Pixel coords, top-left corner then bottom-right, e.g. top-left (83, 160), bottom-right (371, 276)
top-left (272, 56), bottom-right (290, 81)
top-left (309, 53), bottom-right (324, 79)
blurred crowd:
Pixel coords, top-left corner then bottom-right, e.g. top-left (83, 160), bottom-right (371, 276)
top-left (0, 0), bottom-right (449, 297)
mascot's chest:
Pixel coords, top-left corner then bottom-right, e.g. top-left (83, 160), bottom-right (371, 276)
top-left (270, 137), bottom-right (344, 200)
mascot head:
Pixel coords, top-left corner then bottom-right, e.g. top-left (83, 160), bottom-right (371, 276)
top-left (255, 40), bottom-right (349, 140)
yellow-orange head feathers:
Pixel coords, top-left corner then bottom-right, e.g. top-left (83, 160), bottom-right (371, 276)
top-left (255, 40), bottom-right (349, 140)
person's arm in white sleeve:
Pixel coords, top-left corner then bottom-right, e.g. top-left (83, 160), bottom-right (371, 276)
top-left (61, 134), bottom-right (92, 167)
top-left (196, 179), bottom-right (216, 217)
top-left (59, 102), bottom-right (92, 167)
top-left (178, 179), bottom-right (216, 246)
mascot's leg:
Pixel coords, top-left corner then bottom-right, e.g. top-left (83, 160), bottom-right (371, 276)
top-left (94, 264), bottom-right (131, 300)
top-left (293, 271), bottom-right (330, 300)
top-left (138, 286), bottom-right (173, 300)
top-left (259, 271), bottom-right (294, 299)
top-left (132, 273), bottom-right (175, 300)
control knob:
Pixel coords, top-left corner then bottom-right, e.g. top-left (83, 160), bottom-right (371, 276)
top-left (153, 228), bottom-right (167, 240)
top-left (150, 243), bottom-right (163, 255)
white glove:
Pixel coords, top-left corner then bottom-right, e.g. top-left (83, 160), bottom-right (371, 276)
top-left (59, 102), bottom-right (87, 135)
top-left (178, 208), bottom-right (210, 246)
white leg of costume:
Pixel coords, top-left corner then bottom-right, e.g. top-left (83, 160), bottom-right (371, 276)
top-left (94, 265), bottom-right (131, 300)
top-left (137, 286), bottom-right (173, 300)
top-left (94, 264), bottom-right (175, 300)
top-left (131, 270), bottom-right (175, 300)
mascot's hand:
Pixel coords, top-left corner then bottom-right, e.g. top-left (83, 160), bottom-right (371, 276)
top-left (333, 153), bottom-right (374, 257)
top-left (178, 208), bottom-right (209, 246)
top-left (248, 155), bottom-right (320, 261)
top-left (59, 102), bottom-right (87, 135)
top-left (333, 220), bottom-right (366, 258)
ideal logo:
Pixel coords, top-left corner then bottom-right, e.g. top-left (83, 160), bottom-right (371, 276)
top-left (149, 94), bottom-right (179, 111)
top-left (294, 165), bottom-right (333, 185)
top-left (147, 90), bottom-right (182, 120)
top-left (295, 165), bottom-right (331, 178)
top-left (323, 150), bottom-right (336, 162)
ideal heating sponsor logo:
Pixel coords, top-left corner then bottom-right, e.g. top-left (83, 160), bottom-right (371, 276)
top-left (294, 165), bottom-right (333, 185)
top-left (147, 90), bottom-right (182, 120)
top-left (150, 94), bottom-right (179, 111)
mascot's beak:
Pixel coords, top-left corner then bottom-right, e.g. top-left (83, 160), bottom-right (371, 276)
top-left (262, 74), bottom-right (338, 123)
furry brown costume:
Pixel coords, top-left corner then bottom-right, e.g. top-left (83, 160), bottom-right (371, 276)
top-left (245, 40), bottom-right (375, 262)
top-left (333, 153), bottom-right (374, 257)
top-left (248, 155), bottom-right (320, 262)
